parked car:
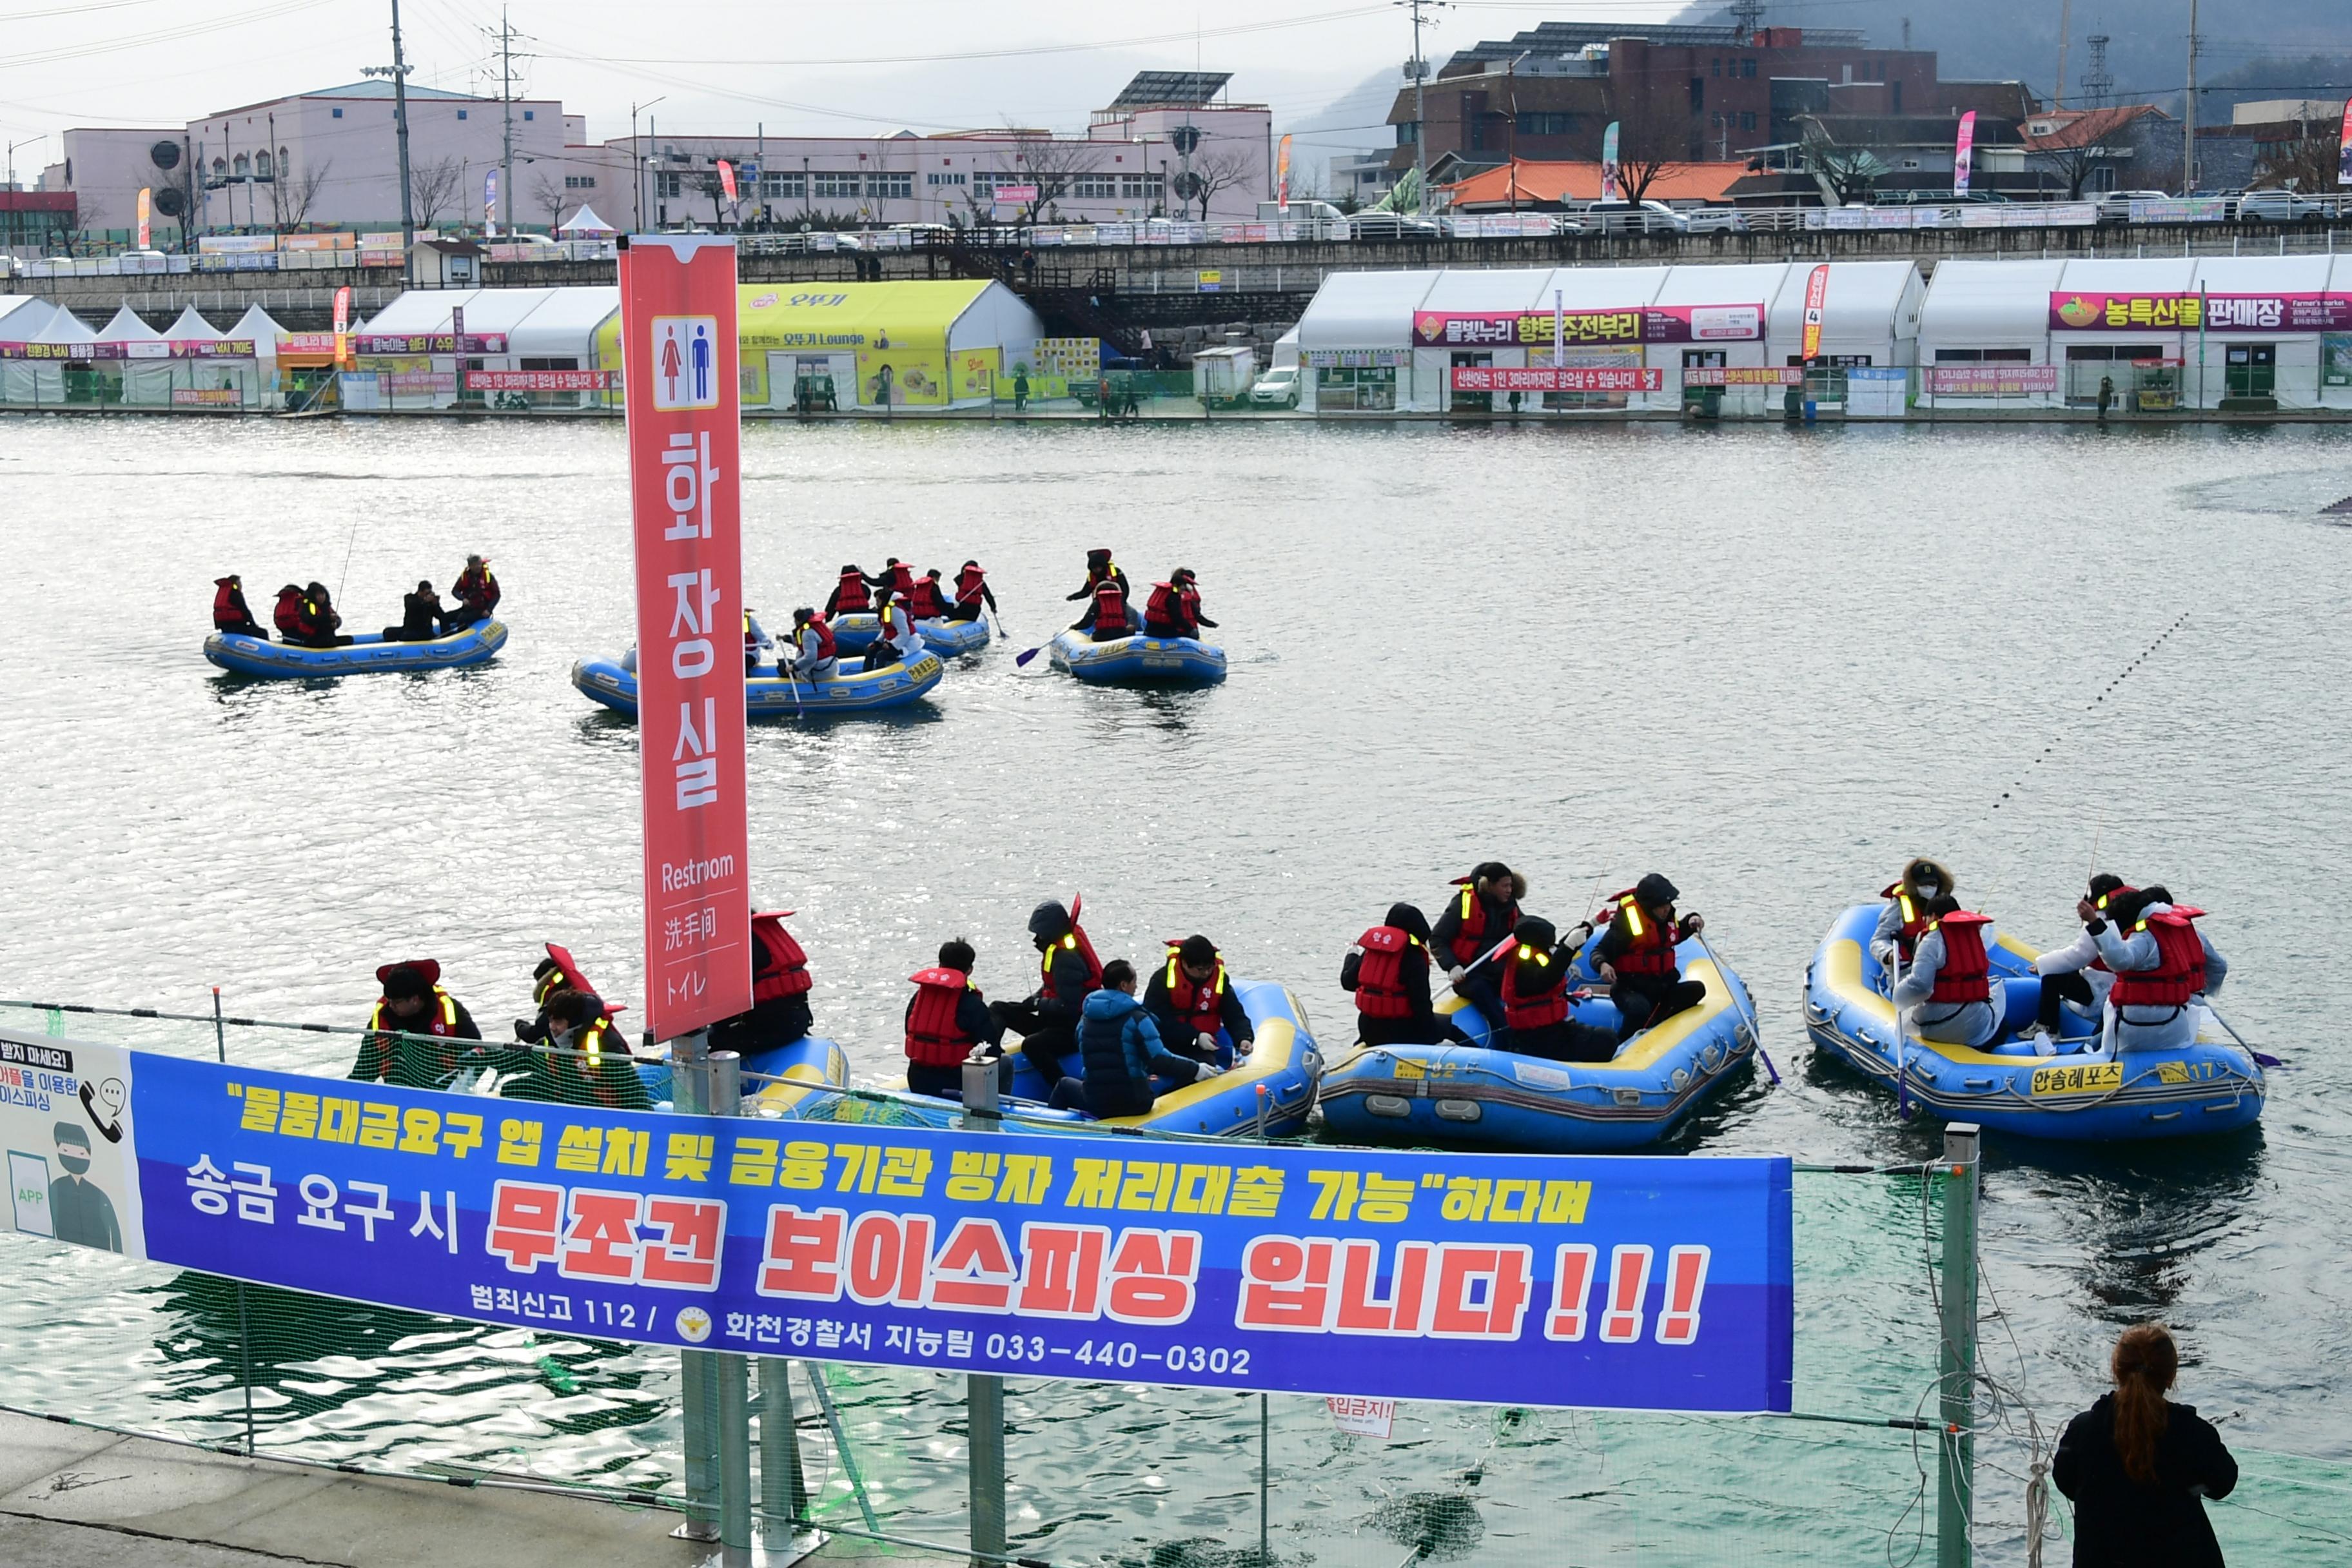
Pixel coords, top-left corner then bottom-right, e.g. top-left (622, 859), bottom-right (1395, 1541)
top-left (1248, 366), bottom-right (1302, 407)
top-left (2236, 188), bottom-right (2323, 222)
top-left (1340, 211), bottom-right (1441, 239)
top-left (2094, 189), bottom-right (2172, 223)
top-left (1582, 199), bottom-right (1719, 233)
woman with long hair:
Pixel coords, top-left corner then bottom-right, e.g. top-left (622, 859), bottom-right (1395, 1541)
top-left (2053, 1324), bottom-right (2237, 1565)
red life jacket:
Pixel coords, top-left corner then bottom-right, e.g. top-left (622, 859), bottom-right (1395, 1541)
top-left (213, 580), bottom-right (246, 628)
top-left (1924, 912), bottom-right (1992, 1004)
top-left (1146, 582), bottom-right (1182, 625)
top-left (1161, 946), bottom-right (1229, 1034)
top-left (1353, 926), bottom-right (1420, 1019)
top-left (369, 985), bottom-right (463, 1037)
top-left (1603, 890), bottom-right (1680, 979)
top-left (1446, 879), bottom-right (1521, 967)
top-left (905, 967), bottom-right (981, 1066)
top-left (1092, 578), bottom-right (1127, 632)
top-left (956, 564), bottom-right (987, 606)
top-left (1501, 952), bottom-right (1568, 1031)
top-left (750, 912), bottom-right (813, 1003)
top-left (1039, 921), bottom-right (1105, 1001)
top-left (455, 565), bottom-right (498, 609)
top-left (2108, 907), bottom-right (2208, 1010)
top-left (907, 578), bottom-right (950, 618)
top-left (1878, 882), bottom-right (1936, 961)
top-left (273, 589), bottom-right (305, 635)
top-left (834, 569), bottom-right (871, 613)
top-left (802, 618), bottom-right (837, 660)
top-left (887, 562), bottom-right (917, 599)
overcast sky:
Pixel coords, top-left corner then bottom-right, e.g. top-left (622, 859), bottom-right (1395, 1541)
top-left (0, 0), bottom-right (1690, 175)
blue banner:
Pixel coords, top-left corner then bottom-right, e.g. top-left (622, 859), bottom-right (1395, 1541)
top-left (39, 1037), bottom-right (1792, 1413)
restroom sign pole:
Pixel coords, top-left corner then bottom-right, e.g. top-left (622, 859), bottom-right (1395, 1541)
top-left (619, 235), bottom-right (752, 1042)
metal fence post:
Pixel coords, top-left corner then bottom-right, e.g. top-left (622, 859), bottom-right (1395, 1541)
top-left (671, 1030), bottom-right (723, 1545)
top-left (961, 1048), bottom-right (1007, 1565)
top-left (759, 1357), bottom-right (810, 1549)
top-left (1937, 1123), bottom-right (1981, 1568)
top-left (708, 1050), bottom-right (753, 1567)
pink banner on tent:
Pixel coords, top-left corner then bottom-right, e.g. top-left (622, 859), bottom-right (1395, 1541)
top-left (1926, 364), bottom-right (2059, 394)
top-left (2048, 291), bottom-right (2352, 331)
top-left (0, 339), bottom-right (257, 360)
top-left (1412, 305), bottom-right (1762, 348)
top-left (351, 332), bottom-right (510, 355)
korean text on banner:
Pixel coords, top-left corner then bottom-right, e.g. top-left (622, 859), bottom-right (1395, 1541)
top-left (332, 286), bottom-right (351, 368)
top-left (1800, 264), bottom-right (1830, 362)
top-left (619, 237), bottom-right (752, 1041)
top-left (137, 187), bottom-right (152, 250)
top-left (80, 1033), bottom-right (1796, 1414)
top-left (1953, 111), bottom-right (1977, 197)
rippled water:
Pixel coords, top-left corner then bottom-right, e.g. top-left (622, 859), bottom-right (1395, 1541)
top-left (2, 413), bottom-right (2347, 1560)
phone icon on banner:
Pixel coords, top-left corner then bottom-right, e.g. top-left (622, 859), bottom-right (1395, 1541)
top-left (651, 316), bottom-right (720, 410)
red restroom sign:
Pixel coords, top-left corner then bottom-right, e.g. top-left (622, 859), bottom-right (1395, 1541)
top-left (620, 236), bottom-right (752, 1041)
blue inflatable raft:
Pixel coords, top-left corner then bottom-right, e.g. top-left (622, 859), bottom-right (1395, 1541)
top-left (571, 649), bottom-right (943, 719)
top-left (1316, 938), bottom-right (1761, 1152)
top-left (861, 980), bottom-right (1322, 1137)
top-left (629, 1035), bottom-right (850, 1118)
top-left (205, 620), bottom-right (507, 678)
top-left (830, 613), bottom-right (990, 659)
top-left (1049, 629), bottom-right (1227, 685)
top-left (1803, 903), bottom-right (2263, 1141)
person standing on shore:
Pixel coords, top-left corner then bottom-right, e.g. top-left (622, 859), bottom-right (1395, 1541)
top-left (2054, 1323), bottom-right (2236, 1567)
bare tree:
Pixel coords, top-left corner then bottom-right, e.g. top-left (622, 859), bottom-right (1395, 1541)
top-left (1596, 86), bottom-right (1701, 202)
top-left (410, 155), bottom-right (464, 231)
top-left (270, 157), bottom-right (331, 230)
top-left (994, 126), bottom-right (1093, 224)
top-left (533, 172), bottom-right (567, 232)
top-left (1797, 117), bottom-right (1889, 204)
top-left (1187, 148), bottom-right (1255, 220)
top-left (2255, 125), bottom-right (2344, 191)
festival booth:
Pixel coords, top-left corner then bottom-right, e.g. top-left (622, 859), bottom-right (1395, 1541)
top-left (156, 304), bottom-right (262, 410)
top-left (349, 285), bottom-right (622, 409)
top-left (1524, 263), bottom-right (1677, 413)
top-left (690, 280), bottom-right (1044, 411)
top-left (2186, 255), bottom-right (2341, 410)
top-left (96, 304), bottom-right (171, 406)
top-left (1642, 262), bottom-right (1798, 414)
top-left (224, 305), bottom-right (286, 406)
top-left (0, 302), bottom-right (96, 406)
top-left (500, 285), bottom-right (622, 407)
top-left (1916, 259), bottom-right (2069, 410)
top-left (1292, 268), bottom-right (1438, 413)
top-left (1408, 267), bottom-right (1558, 414)
top-left (1765, 260), bottom-right (1924, 415)
top-left (2042, 258), bottom-right (2197, 410)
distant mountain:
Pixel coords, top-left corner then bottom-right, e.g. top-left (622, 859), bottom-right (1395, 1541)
top-left (1277, 65), bottom-right (1408, 192)
top-left (1672, 3), bottom-right (2349, 112)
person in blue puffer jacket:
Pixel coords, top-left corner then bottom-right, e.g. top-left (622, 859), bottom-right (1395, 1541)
top-left (1052, 959), bottom-right (1220, 1118)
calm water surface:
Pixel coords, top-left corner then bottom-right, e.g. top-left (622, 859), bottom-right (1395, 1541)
top-left (1, 413), bottom-right (2347, 1562)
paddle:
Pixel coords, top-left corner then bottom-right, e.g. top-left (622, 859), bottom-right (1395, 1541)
top-left (1888, 940), bottom-right (1912, 1119)
top-left (1698, 931), bottom-right (1779, 1086)
top-left (2201, 1000), bottom-right (2282, 1070)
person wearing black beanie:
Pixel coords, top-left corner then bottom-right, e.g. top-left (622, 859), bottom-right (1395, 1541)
top-left (1144, 933), bottom-right (1255, 1065)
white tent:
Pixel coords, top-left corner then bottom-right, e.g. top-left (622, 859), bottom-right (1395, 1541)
top-left (1643, 261), bottom-right (1796, 411)
top-left (159, 303), bottom-right (262, 409)
top-left (1292, 269), bottom-right (1436, 411)
top-left (223, 304), bottom-right (284, 406)
top-left (0, 295), bottom-right (54, 340)
top-left (558, 204), bottom-right (615, 234)
top-left (2046, 258), bottom-right (2197, 407)
top-left (1, 305), bottom-right (97, 404)
top-left (1916, 259), bottom-right (2068, 408)
top-left (97, 303), bottom-right (181, 406)
top-left (2190, 254), bottom-right (2337, 410)
top-left (161, 304), bottom-right (224, 342)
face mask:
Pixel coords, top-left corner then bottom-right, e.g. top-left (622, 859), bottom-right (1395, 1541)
top-left (58, 1150), bottom-right (90, 1176)
top-left (1916, 881), bottom-right (1940, 899)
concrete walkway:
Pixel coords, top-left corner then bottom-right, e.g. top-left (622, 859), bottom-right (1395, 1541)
top-left (0, 1410), bottom-right (723, 1568)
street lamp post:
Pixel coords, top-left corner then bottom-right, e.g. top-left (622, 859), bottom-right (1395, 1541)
top-left (1504, 49), bottom-right (1529, 215)
top-left (5, 134), bottom-right (45, 253)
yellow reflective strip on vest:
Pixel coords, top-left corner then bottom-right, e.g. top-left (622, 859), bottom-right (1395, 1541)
top-left (1898, 892), bottom-right (1917, 925)
top-left (437, 990), bottom-right (456, 1028)
top-left (1620, 897), bottom-right (1645, 937)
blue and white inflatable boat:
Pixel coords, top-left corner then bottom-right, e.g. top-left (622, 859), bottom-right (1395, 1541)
top-left (629, 1035), bottom-right (850, 1119)
top-left (1803, 903), bottom-right (2263, 1141)
top-left (205, 620), bottom-right (507, 678)
top-left (571, 648), bottom-right (943, 719)
top-left (1316, 938), bottom-right (1761, 1152)
top-left (865, 980), bottom-right (1322, 1137)
top-left (1049, 628), bottom-right (1226, 685)
top-left (831, 613), bottom-right (990, 659)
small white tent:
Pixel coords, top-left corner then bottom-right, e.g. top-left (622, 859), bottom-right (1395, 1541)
top-left (98, 304), bottom-right (180, 406)
top-left (559, 204), bottom-right (615, 234)
top-left (224, 304), bottom-right (284, 405)
top-left (1, 304), bottom-right (97, 405)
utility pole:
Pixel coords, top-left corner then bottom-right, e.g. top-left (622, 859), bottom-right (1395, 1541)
top-left (1396, 0), bottom-right (1449, 217)
top-left (2182, 0), bottom-right (2199, 194)
top-left (2054, 0), bottom-right (2071, 110)
top-left (498, 7), bottom-right (514, 237)
top-left (390, 2), bottom-right (415, 263)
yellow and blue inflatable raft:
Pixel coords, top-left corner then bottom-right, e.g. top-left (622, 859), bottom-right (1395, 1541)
top-left (571, 647), bottom-right (943, 719)
top-left (1050, 629), bottom-right (1227, 685)
top-left (1803, 903), bottom-right (2263, 1141)
top-left (831, 613), bottom-right (990, 659)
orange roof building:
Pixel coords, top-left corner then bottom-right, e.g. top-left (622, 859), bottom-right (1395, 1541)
top-left (1442, 159), bottom-right (1749, 211)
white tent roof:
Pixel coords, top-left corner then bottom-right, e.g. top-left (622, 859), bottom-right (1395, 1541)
top-left (32, 307), bottom-right (97, 344)
top-left (1768, 260), bottom-right (1922, 357)
top-left (507, 285), bottom-right (620, 358)
top-left (1296, 269), bottom-right (1438, 347)
top-left (2190, 253), bottom-right (2335, 297)
top-left (161, 304), bottom-right (223, 340)
top-left (943, 281), bottom-right (1046, 353)
top-left (1416, 267), bottom-right (1559, 313)
top-left (2052, 258), bottom-right (2198, 295)
top-left (0, 297), bottom-right (55, 338)
top-left (1533, 264), bottom-right (1672, 309)
top-left (226, 304), bottom-right (284, 358)
top-left (357, 287), bottom-right (489, 338)
top-left (558, 204), bottom-right (614, 234)
top-left (1652, 261), bottom-right (1796, 310)
top-left (1917, 259), bottom-right (2069, 349)
top-left (97, 304), bottom-right (164, 342)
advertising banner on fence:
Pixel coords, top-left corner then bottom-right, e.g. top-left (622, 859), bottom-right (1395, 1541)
top-left (1413, 306), bottom-right (1761, 348)
top-left (466, 369), bottom-right (613, 391)
top-left (2050, 291), bottom-right (2352, 332)
top-left (1925, 364), bottom-right (2059, 394)
top-left (619, 235), bottom-right (752, 1041)
top-left (1451, 366), bottom-right (1664, 393)
top-left (1681, 366), bottom-right (1807, 386)
top-left (1, 1028), bottom-right (1794, 1413)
